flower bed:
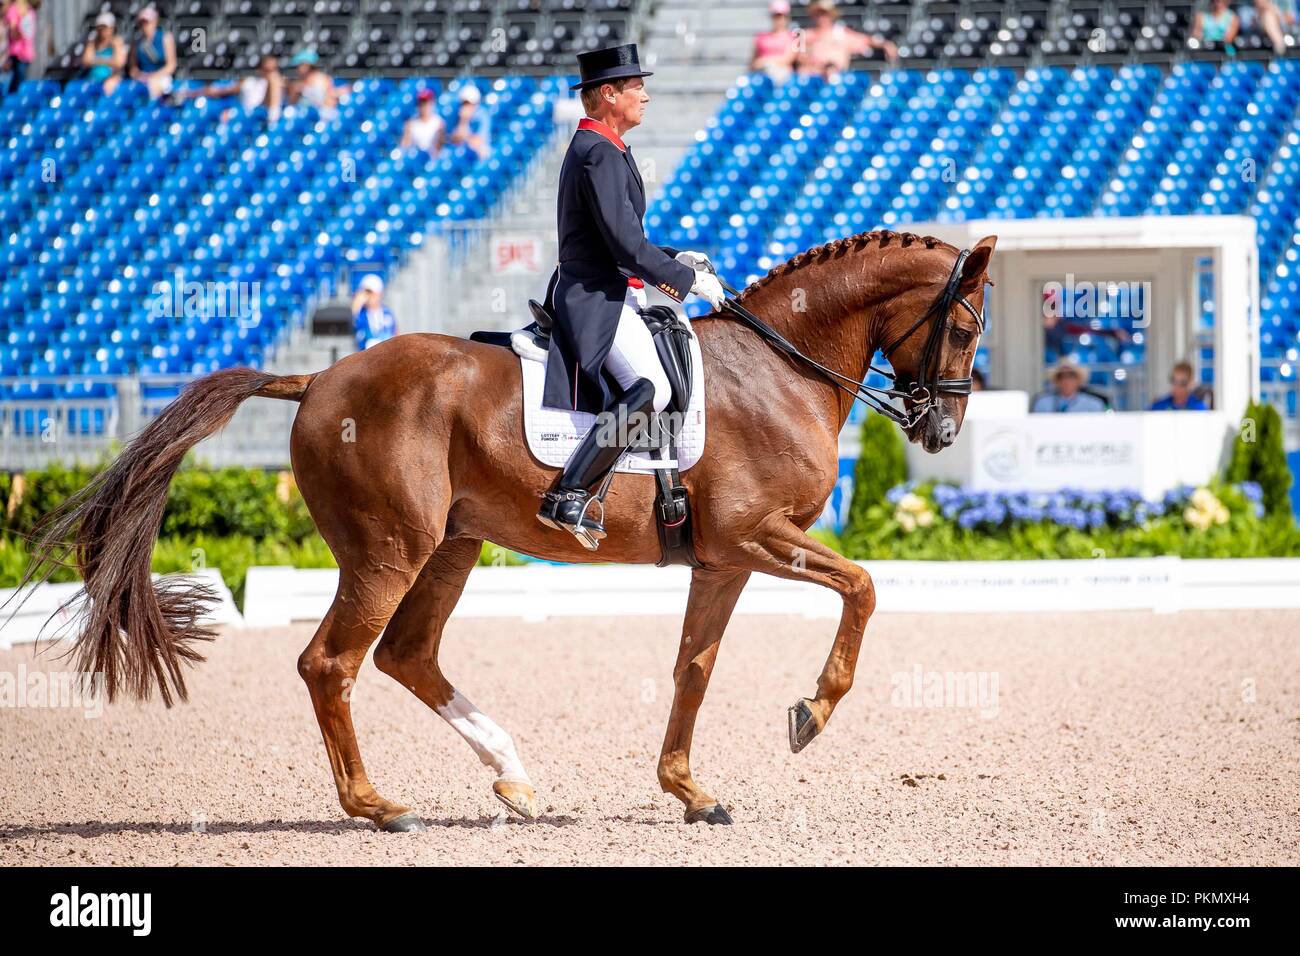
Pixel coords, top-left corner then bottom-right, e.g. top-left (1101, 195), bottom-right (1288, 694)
top-left (838, 480), bottom-right (1299, 561)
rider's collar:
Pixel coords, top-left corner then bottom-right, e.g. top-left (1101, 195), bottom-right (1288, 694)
top-left (578, 117), bottom-right (627, 152)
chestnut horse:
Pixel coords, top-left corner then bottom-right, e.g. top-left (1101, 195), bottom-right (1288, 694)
top-left (18, 230), bottom-right (994, 829)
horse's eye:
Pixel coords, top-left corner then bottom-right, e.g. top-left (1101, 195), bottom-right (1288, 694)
top-left (949, 327), bottom-right (974, 346)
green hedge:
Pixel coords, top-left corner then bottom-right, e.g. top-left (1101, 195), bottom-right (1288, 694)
top-left (1, 462), bottom-right (523, 605)
top-left (843, 411), bottom-right (907, 542)
top-left (1224, 400), bottom-right (1294, 518)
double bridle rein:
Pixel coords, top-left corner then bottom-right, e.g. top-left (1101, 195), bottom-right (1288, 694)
top-left (716, 248), bottom-right (984, 430)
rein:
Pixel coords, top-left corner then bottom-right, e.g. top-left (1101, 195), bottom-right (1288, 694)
top-left (714, 249), bottom-right (984, 429)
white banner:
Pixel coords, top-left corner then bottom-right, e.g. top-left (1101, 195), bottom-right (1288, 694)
top-left (239, 558), bottom-right (1300, 627)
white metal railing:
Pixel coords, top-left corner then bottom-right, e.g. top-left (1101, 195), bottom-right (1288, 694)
top-left (0, 375), bottom-right (298, 469)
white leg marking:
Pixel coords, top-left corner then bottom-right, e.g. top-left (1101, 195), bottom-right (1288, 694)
top-left (436, 691), bottom-right (531, 786)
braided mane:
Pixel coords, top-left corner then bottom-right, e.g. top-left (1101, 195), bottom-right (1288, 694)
top-left (736, 229), bottom-right (959, 303)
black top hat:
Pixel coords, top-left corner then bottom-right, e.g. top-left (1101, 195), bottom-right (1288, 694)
top-left (571, 44), bottom-right (653, 91)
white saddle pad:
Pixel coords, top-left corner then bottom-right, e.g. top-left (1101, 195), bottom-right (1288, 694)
top-left (518, 328), bottom-right (706, 474)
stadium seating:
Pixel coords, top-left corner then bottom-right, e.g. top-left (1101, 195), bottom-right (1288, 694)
top-left (10, 0), bottom-right (1300, 434)
top-left (649, 60), bottom-right (1300, 411)
top-left (785, 0), bottom-right (1297, 66)
top-left (53, 0), bottom-right (640, 77)
top-left (0, 74), bottom-right (564, 418)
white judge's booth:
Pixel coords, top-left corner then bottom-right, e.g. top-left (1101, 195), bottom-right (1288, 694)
top-left (839, 216), bottom-right (1259, 501)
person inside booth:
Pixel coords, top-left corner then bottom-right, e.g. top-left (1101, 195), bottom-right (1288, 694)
top-left (1150, 360), bottom-right (1209, 410)
top-left (1031, 358), bottom-right (1109, 413)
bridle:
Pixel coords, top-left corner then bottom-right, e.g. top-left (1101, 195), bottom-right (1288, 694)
top-left (715, 248), bottom-right (985, 430)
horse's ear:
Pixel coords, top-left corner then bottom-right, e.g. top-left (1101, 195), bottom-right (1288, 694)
top-left (960, 236), bottom-right (997, 292)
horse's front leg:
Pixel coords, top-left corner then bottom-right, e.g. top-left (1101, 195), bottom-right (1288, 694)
top-left (658, 567), bottom-right (751, 824)
top-left (738, 515), bottom-right (876, 752)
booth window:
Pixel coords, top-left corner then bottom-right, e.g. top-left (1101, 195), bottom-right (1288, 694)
top-left (1041, 277), bottom-right (1148, 410)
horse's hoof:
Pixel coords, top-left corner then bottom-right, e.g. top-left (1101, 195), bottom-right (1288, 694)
top-left (493, 779), bottom-right (538, 820)
top-left (788, 698), bottom-right (821, 753)
top-left (684, 803), bottom-right (733, 825)
top-left (381, 811), bottom-right (426, 833)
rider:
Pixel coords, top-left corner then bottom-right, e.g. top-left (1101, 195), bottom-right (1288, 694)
top-left (537, 44), bottom-right (724, 544)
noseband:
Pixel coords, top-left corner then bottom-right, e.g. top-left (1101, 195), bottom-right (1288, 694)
top-left (716, 248), bottom-right (984, 431)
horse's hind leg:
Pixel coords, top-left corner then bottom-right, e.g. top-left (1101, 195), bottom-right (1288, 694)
top-left (658, 567), bottom-right (751, 824)
top-left (374, 536), bottom-right (538, 820)
top-left (298, 560), bottom-right (429, 832)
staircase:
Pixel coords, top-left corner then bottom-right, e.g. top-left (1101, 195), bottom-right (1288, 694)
top-left (387, 125), bottom-right (571, 340)
top-left (637, 0), bottom-right (769, 198)
top-left (250, 3), bottom-right (764, 362)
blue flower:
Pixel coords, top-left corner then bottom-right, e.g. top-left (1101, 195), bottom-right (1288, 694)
top-left (1239, 481), bottom-right (1264, 503)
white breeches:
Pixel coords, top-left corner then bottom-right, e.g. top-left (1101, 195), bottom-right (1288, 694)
top-left (603, 285), bottom-right (671, 413)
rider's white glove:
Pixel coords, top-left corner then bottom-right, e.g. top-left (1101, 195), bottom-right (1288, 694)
top-left (675, 250), bottom-right (715, 273)
top-left (690, 270), bottom-right (725, 311)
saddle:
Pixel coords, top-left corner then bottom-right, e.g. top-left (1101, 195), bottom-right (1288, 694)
top-left (472, 302), bottom-right (694, 417)
top-left (471, 301), bottom-right (700, 568)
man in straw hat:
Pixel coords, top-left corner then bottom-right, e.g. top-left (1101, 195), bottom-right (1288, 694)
top-left (1031, 357), bottom-right (1108, 413)
top-left (536, 43), bottom-right (724, 546)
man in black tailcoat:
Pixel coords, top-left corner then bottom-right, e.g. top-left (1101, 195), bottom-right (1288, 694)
top-left (536, 43), bottom-right (724, 547)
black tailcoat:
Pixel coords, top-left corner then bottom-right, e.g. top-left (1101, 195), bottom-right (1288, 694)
top-left (542, 119), bottom-right (695, 413)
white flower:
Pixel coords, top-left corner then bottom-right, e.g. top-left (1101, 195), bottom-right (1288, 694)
top-left (898, 492), bottom-right (928, 514)
top-left (1183, 487), bottom-right (1230, 531)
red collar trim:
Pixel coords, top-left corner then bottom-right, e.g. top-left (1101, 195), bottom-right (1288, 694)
top-left (577, 117), bottom-right (627, 152)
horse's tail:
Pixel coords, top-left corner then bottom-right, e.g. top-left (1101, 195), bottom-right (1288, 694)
top-left (12, 367), bottom-right (315, 706)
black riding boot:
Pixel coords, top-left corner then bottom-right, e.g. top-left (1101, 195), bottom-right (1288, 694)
top-left (537, 377), bottom-right (657, 549)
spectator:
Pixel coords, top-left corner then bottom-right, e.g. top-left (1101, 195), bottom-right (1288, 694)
top-left (1192, 0), bottom-right (1241, 49)
top-left (1240, 0), bottom-right (1291, 54)
top-left (0, 4), bottom-right (7, 86)
top-left (1150, 361), bottom-right (1209, 410)
top-left (971, 367), bottom-right (986, 392)
top-left (172, 54), bottom-right (283, 125)
top-left (2, 0), bottom-right (37, 97)
top-left (287, 48), bottom-right (346, 121)
top-left (448, 84), bottom-right (490, 158)
top-left (129, 6), bottom-right (176, 100)
top-left (751, 1), bottom-right (798, 83)
top-left (81, 11), bottom-right (126, 95)
top-left (1031, 359), bottom-right (1108, 413)
top-left (352, 274), bottom-right (397, 351)
top-left (796, 0), bottom-right (897, 78)
top-left (400, 87), bottom-right (445, 157)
